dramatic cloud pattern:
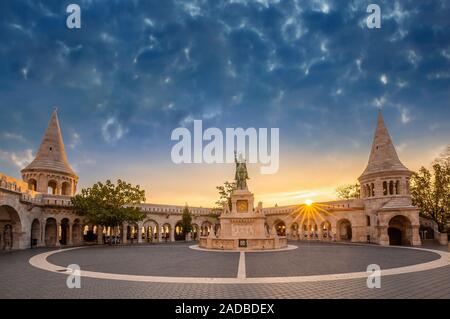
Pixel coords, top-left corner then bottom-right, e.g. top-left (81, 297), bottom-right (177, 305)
top-left (0, 0), bottom-right (449, 206)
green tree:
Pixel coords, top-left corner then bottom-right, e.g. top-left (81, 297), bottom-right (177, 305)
top-left (181, 204), bottom-right (193, 239)
top-left (215, 181), bottom-right (236, 210)
top-left (71, 179), bottom-right (146, 245)
top-left (411, 161), bottom-right (450, 233)
top-left (336, 183), bottom-right (361, 200)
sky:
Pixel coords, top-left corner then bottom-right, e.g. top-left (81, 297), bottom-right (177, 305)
top-left (0, 0), bottom-right (449, 207)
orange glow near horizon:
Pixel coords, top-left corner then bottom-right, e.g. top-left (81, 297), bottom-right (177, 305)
top-left (290, 203), bottom-right (334, 228)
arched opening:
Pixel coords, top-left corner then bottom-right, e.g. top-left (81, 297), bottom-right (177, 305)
top-left (175, 221), bottom-right (184, 241)
top-left (83, 224), bottom-right (97, 242)
top-left (337, 219), bottom-right (352, 241)
top-left (201, 222), bottom-right (212, 237)
top-left (389, 181), bottom-right (394, 195)
top-left (28, 179), bottom-right (37, 191)
top-left (61, 182), bottom-right (71, 196)
top-left (47, 180), bottom-right (58, 195)
top-left (383, 181), bottom-right (388, 196)
top-left (143, 220), bottom-right (158, 243)
top-left (127, 224), bottom-right (138, 243)
top-left (274, 220), bottom-right (286, 237)
top-left (0, 205), bottom-right (23, 250)
top-left (72, 220), bottom-right (82, 245)
top-left (191, 224), bottom-right (199, 240)
top-left (45, 218), bottom-right (57, 246)
top-left (419, 225), bottom-right (435, 240)
top-left (31, 219), bottom-right (40, 248)
top-left (388, 215), bottom-right (412, 246)
top-left (302, 219), bottom-right (318, 239)
top-left (320, 221), bottom-right (331, 240)
top-left (60, 218), bottom-right (70, 245)
top-left (161, 224), bottom-right (171, 242)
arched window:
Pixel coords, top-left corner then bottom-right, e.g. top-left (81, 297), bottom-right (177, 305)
top-left (47, 180), bottom-right (57, 195)
top-left (395, 180), bottom-right (400, 195)
top-left (366, 215), bottom-right (371, 226)
top-left (28, 179), bottom-right (37, 191)
top-left (389, 181), bottom-right (394, 195)
top-left (383, 181), bottom-right (388, 196)
top-left (62, 182), bottom-right (71, 196)
top-left (370, 183), bottom-right (375, 197)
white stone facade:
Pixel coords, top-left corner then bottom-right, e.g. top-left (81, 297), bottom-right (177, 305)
top-left (0, 110), bottom-right (426, 250)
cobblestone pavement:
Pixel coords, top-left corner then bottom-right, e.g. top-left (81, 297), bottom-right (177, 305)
top-left (1, 241), bottom-right (449, 299)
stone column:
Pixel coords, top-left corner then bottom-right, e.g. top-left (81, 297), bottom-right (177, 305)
top-left (331, 225), bottom-right (337, 242)
top-left (412, 225), bottom-right (423, 246)
top-left (40, 221), bottom-right (46, 247)
top-left (170, 226), bottom-right (175, 242)
top-left (68, 223), bottom-right (73, 246)
top-left (158, 227), bottom-right (162, 243)
top-left (55, 222), bottom-right (61, 247)
top-left (378, 226), bottom-right (389, 246)
top-left (137, 225), bottom-right (143, 244)
top-left (122, 223), bottom-right (128, 245)
top-left (97, 226), bottom-right (103, 245)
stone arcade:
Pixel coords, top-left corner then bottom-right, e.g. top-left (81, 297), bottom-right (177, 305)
top-left (1, 109), bottom-right (441, 251)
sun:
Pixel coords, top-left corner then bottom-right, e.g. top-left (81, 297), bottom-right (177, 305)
top-left (305, 199), bottom-right (314, 206)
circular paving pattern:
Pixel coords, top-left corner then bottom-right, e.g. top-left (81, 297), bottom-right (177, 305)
top-left (29, 242), bottom-right (450, 284)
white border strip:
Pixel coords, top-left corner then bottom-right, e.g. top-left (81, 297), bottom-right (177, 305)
top-left (189, 244), bottom-right (298, 253)
top-left (29, 245), bottom-right (450, 285)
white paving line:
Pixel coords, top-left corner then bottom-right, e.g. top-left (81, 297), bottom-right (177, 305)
top-left (237, 252), bottom-right (246, 279)
top-left (29, 245), bottom-right (450, 285)
top-left (189, 244), bottom-right (298, 253)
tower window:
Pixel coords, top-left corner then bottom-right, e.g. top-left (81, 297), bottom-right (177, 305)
top-left (389, 181), bottom-right (394, 195)
top-left (366, 216), bottom-right (371, 226)
top-left (383, 181), bottom-right (388, 196)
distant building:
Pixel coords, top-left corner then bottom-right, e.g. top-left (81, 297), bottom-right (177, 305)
top-left (0, 110), bottom-right (427, 250)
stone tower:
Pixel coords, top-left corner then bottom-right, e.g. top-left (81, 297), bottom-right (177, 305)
top-left (21, 109), bottom-right (78, 196)
top-left (359, 111), bottom-right (412, 205)
top-left (359, 111), bottom-right (421, 246)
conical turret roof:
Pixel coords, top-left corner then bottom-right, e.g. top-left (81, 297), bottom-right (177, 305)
top-left (360, 111), bottom-right (409, 178)
top-left (22, 109), bottom-right (76, 177)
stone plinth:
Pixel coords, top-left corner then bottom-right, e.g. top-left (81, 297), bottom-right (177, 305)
top-left (199, 188), bottom-right (287, 251)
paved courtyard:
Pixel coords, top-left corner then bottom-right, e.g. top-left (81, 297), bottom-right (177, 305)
top-left (1, 241), bottom-right (450, 299)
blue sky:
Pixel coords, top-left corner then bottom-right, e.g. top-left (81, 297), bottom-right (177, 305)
top-left (0, 0), bottom-right (449, 206)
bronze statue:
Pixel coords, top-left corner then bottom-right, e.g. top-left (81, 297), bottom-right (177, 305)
top-left (234, 152), bottom-right (249, 190)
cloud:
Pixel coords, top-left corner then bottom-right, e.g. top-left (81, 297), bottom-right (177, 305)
top-left (68, 132), bottom-right (82, 149)
top-left (399, 107), bottom-right (412, 124)
top-left (0, 133), bottom-right (26, 142)
top-left (101, 117), bottom-right (128, 144)
top-left (0, 149), bottom-right (34, 169)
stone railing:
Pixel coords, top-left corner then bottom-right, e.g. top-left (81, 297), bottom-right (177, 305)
top-left (40, 194), bottom-right (73, 206)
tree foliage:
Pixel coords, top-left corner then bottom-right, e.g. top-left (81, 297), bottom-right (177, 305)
top-left (336, 183), bottom-right (361, 200)
top-left (411, 149), bottom-right (450, 233)
top-left (71, 179), bottom-right (146, 230)
top-left (181, 205), bottom-right (193, 236)
top-left (215, 181), bottom-right (236, 210)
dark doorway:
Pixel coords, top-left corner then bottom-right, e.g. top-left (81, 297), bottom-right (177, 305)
top-left (175, 222), bottom-right (185, 241)
top-left (388, 227), bottom-right (402, 245)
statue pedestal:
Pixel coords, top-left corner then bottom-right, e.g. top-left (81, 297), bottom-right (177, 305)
top-left (200, 188), bottom-right (287, 251)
